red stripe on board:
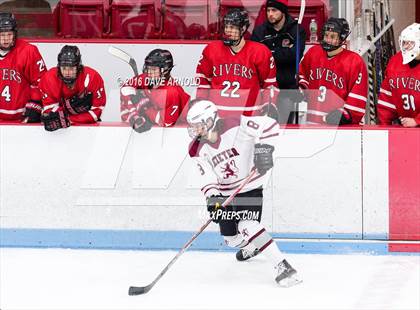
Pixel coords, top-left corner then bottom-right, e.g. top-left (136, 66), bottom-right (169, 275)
top-left (388, 129), bottom-right (420, 252)
top-left (389, 243), bottom-right (420, 252)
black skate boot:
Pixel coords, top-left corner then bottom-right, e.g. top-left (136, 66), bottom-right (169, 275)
top-left (236, 248), bottom-right (260, 261)
top-left (275, 259), bottom-right (302, 287)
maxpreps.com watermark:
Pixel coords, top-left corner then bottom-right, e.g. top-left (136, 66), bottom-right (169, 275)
top-left (209, 209), bottom-right (260, 221)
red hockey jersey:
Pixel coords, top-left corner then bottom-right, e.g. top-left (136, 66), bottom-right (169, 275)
top-left (120, 73), bottom-right (190, 126)
top-left (0, 39), bottom-right (46, 121)
top-left (299, 45), bottom-right (367, 124)
top-left (39, 67), bottom-right (106, 124)
top-left (377, 52), bottom-right (420, 125)
top-left (196, 40), bottom-right (279, 118)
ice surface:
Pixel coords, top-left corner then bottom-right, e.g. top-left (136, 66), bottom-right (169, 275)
top-left (0, 248), bottom-right (419, 310)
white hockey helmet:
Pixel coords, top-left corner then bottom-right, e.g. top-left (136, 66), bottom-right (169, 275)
top-left (399, 23), bottom-right (420, 65)
top-left (186, 99), bottom-right (219, 138)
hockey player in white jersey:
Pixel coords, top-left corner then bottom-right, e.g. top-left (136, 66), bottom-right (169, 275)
top-left (187, 99), bottom-right (300, 287)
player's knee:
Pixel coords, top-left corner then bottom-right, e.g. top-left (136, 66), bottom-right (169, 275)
top-left (238, 220), bottom-right (273, 250)
top-left (238, 220), bottom-right (262, 239)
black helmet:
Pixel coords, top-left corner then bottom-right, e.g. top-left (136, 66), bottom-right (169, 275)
top-left (0, 12), bottom-right (17, 51)
top-left (321, 17), bottom-right (350, 52)
top-left (222, 8), bottom-right (250, 46)
top-left (57, 45), bottom-right (83, 85)
top-left (143, 49), bottom-right (174, 78)
top-left (0, 12), bottom-right (17, 32)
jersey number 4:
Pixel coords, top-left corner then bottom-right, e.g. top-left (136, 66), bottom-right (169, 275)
top-left (1, 85), bottom-right (11, 102)
top-left (221, 81), bottom-right (240, 98)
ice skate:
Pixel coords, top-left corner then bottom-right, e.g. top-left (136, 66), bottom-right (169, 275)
top-left (275, 259), bottom-right (302, 287)
top-left (236, 248), bottom-right (260, 261)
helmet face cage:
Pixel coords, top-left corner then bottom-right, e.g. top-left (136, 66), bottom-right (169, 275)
top-left (0, 12), bottom-right (17, 51)
top-left (143, 49), bottom-right (174, 79)
top-left (222, 9), bottom-right (250, 46)
top-left (57, 45), bottom-right (83, 85)
top-left (321, 18), bottom-right (350, 52)
top-left (399, 23), bottom-right (420, 65)
top-left (187, 120), bottom-right (212, 139)
top-left (187, 100), bottom-right (218, 139)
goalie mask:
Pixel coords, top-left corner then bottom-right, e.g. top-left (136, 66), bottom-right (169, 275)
top-left (321, 17), bottom-right (350, 52)
top-left (187, 99), bottom-right (219, 139)
top-left (143, 49), bottom-right (174, 80)
top-left (0, 12), bottom-right (17, 52)
top-left (399, 23), bottom-right (420, 65)
top-left (222, 9), bottom-right (250, 47)
top-left (57, 45), bottom-right (83, 85)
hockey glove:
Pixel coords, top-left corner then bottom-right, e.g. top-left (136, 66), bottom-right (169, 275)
top-left (254, 143), bottom-right (275, 175)
top-left (130, 89), bottom-right (146, 104)
top-left (41, 110), bottom-right (70, 132)
top-left (207, 195), bottom-right (227, 223)
top-left (325, 108), bottom-right (352, 125)
top-left (23, 100), bottom-right (42, 123)
top-left (64, 93), bottom-right (93, 115)
top-left (262, 103), bottom-right (280, 121)
top-left (129, 113), bottom-right (153, 133)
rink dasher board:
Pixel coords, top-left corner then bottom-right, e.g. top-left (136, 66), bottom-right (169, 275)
top-left (0, 125), bottom-right (418, 253)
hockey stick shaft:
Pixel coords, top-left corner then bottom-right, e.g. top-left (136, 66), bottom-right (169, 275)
top-left (295, 0), bottom-right (306, 124)
top-left (128, 169), bottom-right (258, 296)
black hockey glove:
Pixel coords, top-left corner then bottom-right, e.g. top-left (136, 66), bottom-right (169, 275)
top-left (23, 100), bottom-right (42, 123)
top-left (325, 108), bottom-right (352, 125)
top-left (254, 143), bottom-right (275, 175)
top-left (129, 113), bottom-right (153, 133)
top-left (130, 89), bottom-right (146, 104)
top-left (41, 110), bottom-right (70, 132)
top-left (207, 195), bottom-right (227, 223)
top-left (64, 93), bottom-right (93, 115)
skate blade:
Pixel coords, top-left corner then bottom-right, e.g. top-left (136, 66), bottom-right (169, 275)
top-left (277, 274), bottom-right (302, 288)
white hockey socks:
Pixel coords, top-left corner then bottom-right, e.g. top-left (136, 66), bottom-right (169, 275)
top-left (238, 220), bottom-right (284, 268)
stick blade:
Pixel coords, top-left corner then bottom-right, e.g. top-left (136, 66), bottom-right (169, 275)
top-left (108, 46), bottom-right (131, 64)
top-left (128, 285), bottom-right (149, 296)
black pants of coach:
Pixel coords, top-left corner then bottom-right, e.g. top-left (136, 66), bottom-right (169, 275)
top-left (219, 187), bottom-right (263, 237)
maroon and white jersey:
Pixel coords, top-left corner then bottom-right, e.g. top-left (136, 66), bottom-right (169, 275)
top-left (39, 66), bottom-right (106, 124)
top-left (189, 116), bottom-right (279, 197)
top-left (377, 52), bottom-right (420, 125)
top-left (196, 40), bottom-right (279, 118)
top-left (120, 73), bottom-right (190, 126)
top-left (0, 39), bottom-right (46, 121)
top-left (299, 45), bottom-right (367, 124)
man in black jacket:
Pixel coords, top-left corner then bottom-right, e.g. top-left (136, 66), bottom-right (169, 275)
top-left (251, 0), bottom-right (306, 122)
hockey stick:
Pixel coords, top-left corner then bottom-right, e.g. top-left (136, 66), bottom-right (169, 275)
top-left (128, 169), bottom-right (258, 296)
top-left (294, 0), bottom-right (306, 124)
top-left (108, 46), bottom-right (139, 76)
